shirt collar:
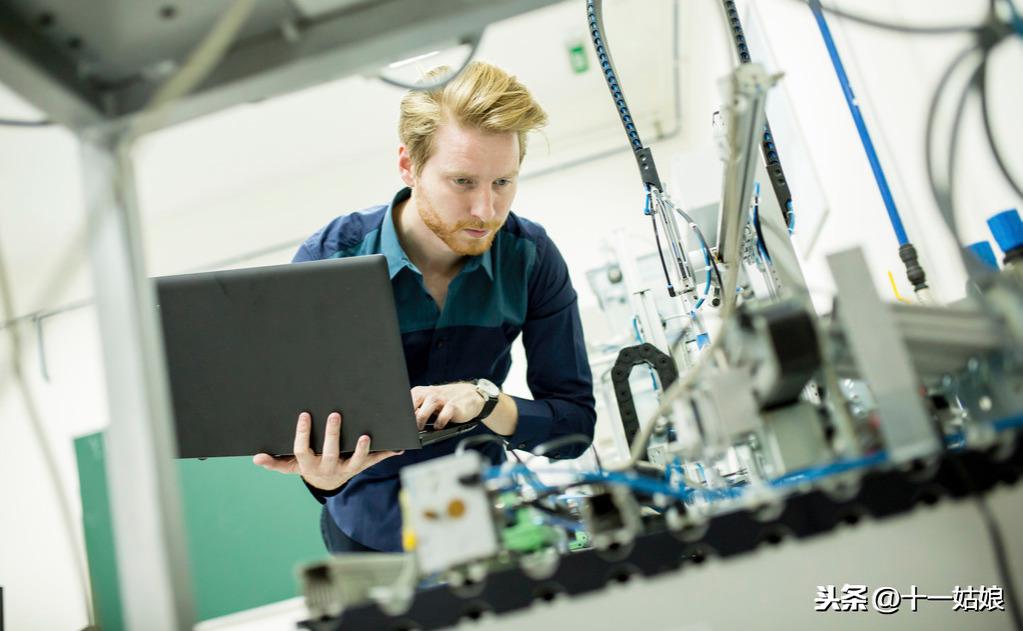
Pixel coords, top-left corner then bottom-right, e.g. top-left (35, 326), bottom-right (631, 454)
top-left (380, 187), bottom-right (494, 281)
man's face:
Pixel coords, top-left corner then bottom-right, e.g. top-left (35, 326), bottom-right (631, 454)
top-left (403, 122), bottom-right (520, 257)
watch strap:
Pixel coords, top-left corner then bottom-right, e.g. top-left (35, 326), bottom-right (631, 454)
top-left (474, 394), bottom-right (499, 422)
top-left (471, 380), bottom-right (500, 422)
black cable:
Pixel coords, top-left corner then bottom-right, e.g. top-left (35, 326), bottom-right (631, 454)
top-left (979, 43), bottom-right (1023, 199)
top-left (534, 434), bottom-right (603, 472)
top-left (650, 211), bottom-right (676, 297)
top-left (924, 12), bottom-right (1012, 253)
top-left (924, 45), bottom-right (983, 249)
top-left (753, 202), bottom-right (771, 264)
top-left (946, 60), bottom-right (986, 245)
top-left (457, 433), bottom-right (539, 494)
top-left (674, 206), bottom-right (723, 294)
top-left (0, 117), bottom-right (52, 127)
top-left (456, 433), bottom-right (521, 463)
top-left (948, 454), bottom-right (1023, 631)
top-left (793, 0), bottom-right (984, 35)
top-left (977, 498), bottom-right (1023, 631)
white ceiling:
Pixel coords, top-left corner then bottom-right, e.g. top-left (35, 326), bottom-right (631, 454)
top-left (130, 0), bottom-right (679, 219)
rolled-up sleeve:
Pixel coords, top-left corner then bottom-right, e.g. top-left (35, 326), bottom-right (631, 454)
top-left (508, 232), bottom-right (595, 459)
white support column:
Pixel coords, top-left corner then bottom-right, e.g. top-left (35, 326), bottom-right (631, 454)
top-left (79, 126), bottom-right (195, 631)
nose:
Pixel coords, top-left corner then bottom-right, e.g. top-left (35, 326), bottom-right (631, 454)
top-left (469, 187), bottom-right (497, 223)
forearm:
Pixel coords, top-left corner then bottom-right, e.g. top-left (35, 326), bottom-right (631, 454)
top-left (481, 392), bottom-right (518, 437)
top-left (505, 396), bottom-right (595, 456)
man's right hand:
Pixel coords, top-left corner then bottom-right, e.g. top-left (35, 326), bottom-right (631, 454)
top-left (252, 411), bottom-right (402, 491)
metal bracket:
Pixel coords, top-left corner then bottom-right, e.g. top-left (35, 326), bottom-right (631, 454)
top-left (633, 147), bottom-right (663, 191)
top-left (827, 248), bottom-right (941, 462)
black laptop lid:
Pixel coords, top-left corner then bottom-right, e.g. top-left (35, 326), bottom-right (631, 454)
top-left (155, 254), bottom-right (422, 458)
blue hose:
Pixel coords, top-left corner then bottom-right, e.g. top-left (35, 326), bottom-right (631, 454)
top-left (809, 0), bottom-right (909, 246)
top-left (994, 413), bottom-right (1023, 433)
top-left (769, 451), bottom-right (888, 488)
top-left (482, 412), bottom-right (1023, 506)
top-left (1008, 0), bottom-right (1023, 36)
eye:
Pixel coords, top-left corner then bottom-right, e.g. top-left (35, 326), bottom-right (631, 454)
top-left (453, 177), bottom-right (474, 187)
top-left (495, 178), bottom-right (513, 187)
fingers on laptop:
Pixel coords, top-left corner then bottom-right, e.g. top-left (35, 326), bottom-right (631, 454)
top-left (253, 453), bottom-right (299, 473)
top-left (412, 386), bottom-right (433, 428)
top-left (253, 412), bottom-right (314, 474)
top-left (321, 412), bottom-right (342, 460)
top-left (434, 402), bottom-right (457, 430)
top-left (416, 393), bottom-right (444, 429)
top-left (293, 411), bottom-right (315, 470)
top-left (411, 386), bottom-right (427, 408)
top-left (258, 413), bottom-right (400, 479)
top-left (346, 434), bottom-right (372, 469)
top-left (346, 435), bottom-right (402, 472)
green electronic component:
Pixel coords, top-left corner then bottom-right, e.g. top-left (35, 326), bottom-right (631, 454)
top-left (569, 530), bottom-right (591, 551)
top-left (501, 508), bottom-right (557, 553)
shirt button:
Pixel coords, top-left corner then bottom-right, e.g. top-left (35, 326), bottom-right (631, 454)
top-left (435, 339), bottom-right (444, 348)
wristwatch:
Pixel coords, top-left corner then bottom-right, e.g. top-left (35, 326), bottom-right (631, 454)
top-left (471, 378), bottom-right (501, 421)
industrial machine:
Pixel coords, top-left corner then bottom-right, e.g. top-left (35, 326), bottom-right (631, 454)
top-left (293, 1), bottom-right (1023, 629)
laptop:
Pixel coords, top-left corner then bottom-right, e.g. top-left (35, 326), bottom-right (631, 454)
top-left (154, 254), bottom-right (480, 459)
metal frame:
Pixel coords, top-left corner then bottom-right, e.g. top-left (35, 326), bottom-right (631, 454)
top-left (80, 126), bottom-right (196, 630)
top-left (0, 2), bottom-right (103, 129)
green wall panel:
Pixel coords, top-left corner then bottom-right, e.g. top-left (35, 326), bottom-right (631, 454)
top-left (75, 432), bottom-right (326, 628)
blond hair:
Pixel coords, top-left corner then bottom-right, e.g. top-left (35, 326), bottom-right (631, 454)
top-left (398, 61), bottom-right (548, 174)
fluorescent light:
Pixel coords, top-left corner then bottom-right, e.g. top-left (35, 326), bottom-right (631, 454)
top-left (388, 50), bottom-right (440, 69)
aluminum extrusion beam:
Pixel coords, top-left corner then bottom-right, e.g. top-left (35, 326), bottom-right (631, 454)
top-left (715, 63), bottom-right (773, 266)
top-left (827, 248), bottom-right (941, 462)
top-left (81, 129), bottom-right (195, 631)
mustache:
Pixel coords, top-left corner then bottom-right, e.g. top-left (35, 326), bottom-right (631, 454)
top-left (455, 219), bottom-right (501, 231)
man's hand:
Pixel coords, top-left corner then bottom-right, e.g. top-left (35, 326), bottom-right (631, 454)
top-left (252, 412), bottom-right (402, 491)
top-left (412, 383), bottom-right (485, 430)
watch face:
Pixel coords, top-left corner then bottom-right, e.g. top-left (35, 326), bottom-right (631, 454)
top-left (476, 378), bottom-right (500, 399)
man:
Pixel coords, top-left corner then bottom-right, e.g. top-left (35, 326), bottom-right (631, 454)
top-left (254, 61), bottom-right (595, 553)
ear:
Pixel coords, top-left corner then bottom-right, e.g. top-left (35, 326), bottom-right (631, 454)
top-left (398, 144), bottom-right (416, 188)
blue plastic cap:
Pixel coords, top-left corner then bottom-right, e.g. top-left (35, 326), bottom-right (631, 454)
top-left (966, 241), bottom-right (999, 270)
top-left (696, 333), bottom-right (710, 350)
top-left (987, 208), bottom-right (1023, 254)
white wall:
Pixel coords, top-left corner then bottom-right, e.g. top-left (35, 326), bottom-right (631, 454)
top-left (1, 0), bottom-right (1020, 629)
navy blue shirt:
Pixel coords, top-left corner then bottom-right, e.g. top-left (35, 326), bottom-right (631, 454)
top-left (295, 187), bottom-right (595, 551)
